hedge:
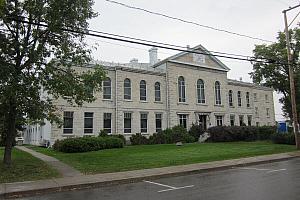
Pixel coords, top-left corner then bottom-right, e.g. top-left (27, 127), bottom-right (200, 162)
top-left (53, 136), bottom-right (124, 153)
top-left (206, 126), bottom-right (277, 142)
top-left (130, 125), bottom-right (195, 145)
top-left (271, 133), bottom-right (295, 145)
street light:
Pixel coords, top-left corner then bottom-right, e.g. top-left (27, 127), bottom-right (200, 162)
top-left (283, 5), bottom-right (300, 149)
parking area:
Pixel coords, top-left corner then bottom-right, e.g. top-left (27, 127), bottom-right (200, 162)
top-left (17, 158), bottom-right (300, 200)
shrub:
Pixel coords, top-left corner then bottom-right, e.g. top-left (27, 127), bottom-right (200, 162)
top-left (188, 124), bottom-right (205, 141)
top-left (149, 132), bottom-right (167, 144)
top-left (271, 133), bottom-right (295, 145)
top-left (130, 133), bottom-right (149, 145)
top-left (115, 134), bottom-right (126, 145)
top-left (53, 137), bottom-right (123, 153)
top-left (207, 126), bottom-right (277, 142)
top-left (98, 130), bottom-right (108, 137)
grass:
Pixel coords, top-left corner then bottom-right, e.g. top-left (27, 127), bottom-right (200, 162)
top-left (0, 147), bottom-right (61, 183)
top-left (30, 141), bottom-right (297, 174)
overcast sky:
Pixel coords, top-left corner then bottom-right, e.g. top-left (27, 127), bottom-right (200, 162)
top-left (86, 0), bottom-right (300, 121)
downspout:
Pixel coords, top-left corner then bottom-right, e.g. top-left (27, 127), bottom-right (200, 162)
top-left (166, 62), bottom-right (170, 128)
top-left (115, 67), bottom-right (118, 134)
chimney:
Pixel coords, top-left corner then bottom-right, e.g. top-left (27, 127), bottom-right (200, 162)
top-left (149, 47), bottom-right (158, 65)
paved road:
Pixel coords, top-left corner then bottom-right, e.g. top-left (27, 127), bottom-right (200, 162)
top-left (17, 158), bottom-right (300, 200)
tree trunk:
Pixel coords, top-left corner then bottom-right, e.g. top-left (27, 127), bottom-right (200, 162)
top-left (3, 98), bottom-right (16, 167)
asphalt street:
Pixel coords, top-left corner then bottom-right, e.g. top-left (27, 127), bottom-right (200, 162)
top-left (16, 158), bottom-right (300, 200)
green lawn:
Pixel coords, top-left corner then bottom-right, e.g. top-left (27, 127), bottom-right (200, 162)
top-left (0, 147), bottom-right (60, 183)
top-left (30, 141), bottom-right (297, 174)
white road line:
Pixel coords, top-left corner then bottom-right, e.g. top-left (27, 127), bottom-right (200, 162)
top-left (158, 185), bottom-right (195, 193)
top-left (266, 169), bottom-right (287, 173)
top-left (233, 167), bottom-right (272, 171)
top-left (143, 180), bottom-right (177, 189)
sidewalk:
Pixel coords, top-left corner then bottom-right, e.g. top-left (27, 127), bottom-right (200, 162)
top-left (1, 150), bottom-right (300, 199)
top-left (16, 146), bottom-right (82, 177)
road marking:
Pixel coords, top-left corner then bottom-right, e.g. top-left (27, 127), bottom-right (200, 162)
top-left (143, 180), bottom-right (177, 189)
top-left (158, 185), bottom-right (195, 193)
top-left (233, 167), bottom-right (287, 173)
top-left (266, 169), bottom-right (287, 173)
top-left (143, 180), bottom-right (194, 193)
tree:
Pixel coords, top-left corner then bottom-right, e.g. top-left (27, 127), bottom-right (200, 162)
top-left (0, 0), bottom-right (106, 166)
top-left (250, 29), bottom-right (300, 147)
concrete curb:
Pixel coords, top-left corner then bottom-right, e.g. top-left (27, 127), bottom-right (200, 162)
top-left (1, 151), bottom-right (300, 199)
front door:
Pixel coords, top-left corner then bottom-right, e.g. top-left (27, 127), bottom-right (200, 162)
top-left (198, 115), bottom-right (207, 130)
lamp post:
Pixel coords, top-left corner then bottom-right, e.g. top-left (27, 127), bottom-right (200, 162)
top-left (283, 5), bottom-right (300, 149)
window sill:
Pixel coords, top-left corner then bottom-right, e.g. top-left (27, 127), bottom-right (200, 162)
top-left (124, 99), bottom-right (133, 102)
top-left (178, 102), bottom-right (188, 105)
top-left (214, 104), bottom-right (224, 107)
top-left (141, 133), bottom-right (149, 135)
top-left (229, 106), bottom-right (235, 108)
top-left (102, 99), bottom-right (113, 102)
top-left (196, 103), bottom-right (208, 106)
top-left (154, 101), bottom-right (163, 104)
top-left (62, 134), bottom-right (75, 137)
top-left (83, 133), bottom-right (95, 136)
top-left (140, 101), bottom-right (148, 103)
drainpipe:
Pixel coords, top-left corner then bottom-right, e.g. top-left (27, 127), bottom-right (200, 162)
top-left (115, 67), bottom-right (118, 134)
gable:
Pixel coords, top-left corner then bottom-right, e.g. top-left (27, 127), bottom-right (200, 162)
top-left (153, 44), bottom-right (230, 72)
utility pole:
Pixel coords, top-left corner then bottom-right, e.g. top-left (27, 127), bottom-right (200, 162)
top-left (283, 5), bottom-right (300, 149)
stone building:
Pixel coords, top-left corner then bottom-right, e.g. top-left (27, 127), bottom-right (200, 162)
top-left (23, 45), bottom-right (276, 145)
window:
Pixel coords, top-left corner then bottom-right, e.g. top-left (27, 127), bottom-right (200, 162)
top-left (178, 114), bottom-right (188, 129)
top-left (140, 113), bottom-right (148, 133)
top-left (253, 93), bottom-right (257, 101)
top-left (155, 113), bottom-right (162, 132)
top-left (266, 108), bottom-right (270, 117)
top-left (265, 94), bottom-right (269, 101)
top-left (230, 115), bottom-right (235, 126)
top-left (197, 79), bottom-right (205, 104)
top-left (255, 107), bottom-right (259, 117)
top-left (124, 78), bottom-right (131, 100)
top-left (155, 82), bottom-right (161, 102)
top-left (140, 80), bottom-right (147, 101)
top-left (63, 112), bottom-right (74, 134)
top-left (239, 115), bottom-right (244, 126)
top-left (103, 113), bottom-right (112, 134)
top-left (178, 76), bottom-right (186, 102)
top-left (246, 92), bottom-right (250, 108)
top-left (215, 81), bottom-right (221, 105)
top-left (228, 90), bottom-right (233, 107)
top-left (103, 77), bottom-right (112, 99)
top-left (216, 115), bottom-right (223, 126)
top-left (247, 115), bottom-right (252, 126)
top-left (124, 112), bottom-right (132, 133)
top-left (237, 91), bottom-right (242, 107)
top-left (84, 112), bottom-right (93, 134)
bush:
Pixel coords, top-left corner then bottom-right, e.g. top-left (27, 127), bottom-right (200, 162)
top-left (130, 133), bottom-right (149, 145)
top-left (207, 126), bottom-right (277, 142)
top-left (115, 134), bottom-right (126, 145)
top-left (271, 133), bottom-right (295, 145)
top-left (149, 132), bottom-right (167, 144)
top-left (98, 130), bottom-right (108, 137)
top-left (188, 124), bottom-right (205, 142)
top-left (53, 136), bottom-right (123, 153)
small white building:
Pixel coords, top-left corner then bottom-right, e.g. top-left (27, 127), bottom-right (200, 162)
top-left (23, 45), bottom-right (276, 145)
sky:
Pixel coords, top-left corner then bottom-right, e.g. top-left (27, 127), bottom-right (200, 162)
top-left (86, 0), bottom-right (300, 121)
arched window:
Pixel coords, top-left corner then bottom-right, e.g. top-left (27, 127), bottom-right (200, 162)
top-left (155, 82), bottom-right (161, 102)
top-left (124, 78), bottom-right (131, 100)
top-left (140, 80), bottom-right (147, 101)
top-left (237, 91), bottom-right (242, 107)
top-left (215, 81), bottom-right (221, 105)
top-left (103, 77), bottom-right (111, 99)
top-left (197, 79), bottom-right (205, 104)
top-left (228, 90), bottom-right (233, 107)
top-left (178, 76), bottom-right (186, 102)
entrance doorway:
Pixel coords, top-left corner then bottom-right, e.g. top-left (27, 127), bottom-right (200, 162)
top-left (198, 115), bottom-right (207, 130)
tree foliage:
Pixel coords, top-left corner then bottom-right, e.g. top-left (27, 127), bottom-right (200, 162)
top-left (250, 29), bottom-right (300, 122)
top-left (0, 0), bottom-right (106, 166)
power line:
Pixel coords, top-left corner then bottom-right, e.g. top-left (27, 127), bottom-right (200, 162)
top-left (104, 0), bottom-right (274, 43)
top-left (288, 10), bottom-right (300, 27)
top-left (5, 18), bottom-right (286, 65)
